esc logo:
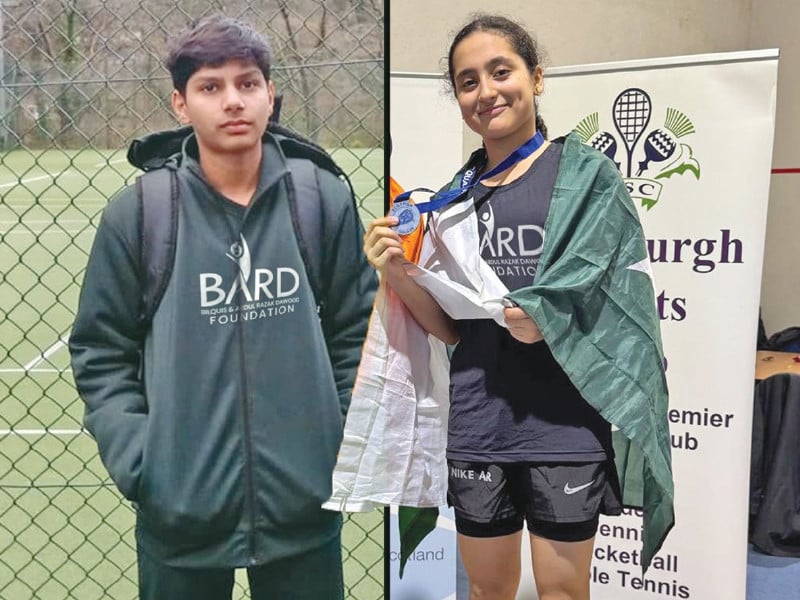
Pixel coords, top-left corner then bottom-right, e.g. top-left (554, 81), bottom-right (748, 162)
top-left (574, 87), bottom-right (701, 210)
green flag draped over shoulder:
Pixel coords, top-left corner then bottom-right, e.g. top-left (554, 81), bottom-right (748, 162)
top-left (507, 132), bottom-right (674, 569)
top-left (399, 132), bottom-right (674, 573)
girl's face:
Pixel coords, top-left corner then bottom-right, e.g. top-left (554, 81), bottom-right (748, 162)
top-left (451, 31), bottom-right (543, 146)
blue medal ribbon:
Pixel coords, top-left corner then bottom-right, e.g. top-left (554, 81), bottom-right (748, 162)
top-left (393, 130), bottom-right (545, 216)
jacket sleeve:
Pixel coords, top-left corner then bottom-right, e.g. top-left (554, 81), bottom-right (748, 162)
top-left (68, 190), bottom-right (147, 501)
top-left (318, 171), bottom-right (378, 419)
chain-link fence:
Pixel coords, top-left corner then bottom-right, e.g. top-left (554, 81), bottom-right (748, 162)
top-left (0, 1), bottom-right (384, 598)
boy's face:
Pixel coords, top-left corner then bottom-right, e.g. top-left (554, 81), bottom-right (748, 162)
top-left (172, 59), bottom-right (274, 158)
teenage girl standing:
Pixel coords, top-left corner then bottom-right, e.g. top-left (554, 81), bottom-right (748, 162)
top-left (367, 14), bottom-right (673, 600)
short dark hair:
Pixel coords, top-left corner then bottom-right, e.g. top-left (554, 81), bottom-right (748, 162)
top-left (445, 14), bottom-right (547, 138)
top-left (165, 15), bottom-right (272, 95)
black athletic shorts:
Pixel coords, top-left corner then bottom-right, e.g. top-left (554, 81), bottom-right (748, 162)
top-left (446, 460), bottom-right (623, 542)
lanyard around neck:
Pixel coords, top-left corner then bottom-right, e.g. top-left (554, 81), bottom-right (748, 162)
top-left (394, 130), bottom-right (545, 216)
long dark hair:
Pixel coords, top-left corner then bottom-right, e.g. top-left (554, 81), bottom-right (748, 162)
top-left (445, 14), bottom-right (547, 139)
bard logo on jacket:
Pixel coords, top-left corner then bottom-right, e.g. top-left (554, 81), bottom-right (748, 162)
top-left (199, 235), bottom-right (301, 326)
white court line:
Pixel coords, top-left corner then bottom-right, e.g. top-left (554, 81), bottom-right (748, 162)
top-left (1, 219), bottom-right (89, 224)
top-left (0, 167), bottom-right (73, 190)
top-left (24, 335), bottom-right (69, 371)
top-left (94, 158), bottom-right (128, 167)
top-left (0, 157), bottom-right (128, 190)
top-left (0, 428), bottom-right (87, 436)
top-left (1, 228), bottom-right (87, 236)
top-left (0, 368), bottom-right (70, 374)
top-left (1, 229), bottom-right (86, 236)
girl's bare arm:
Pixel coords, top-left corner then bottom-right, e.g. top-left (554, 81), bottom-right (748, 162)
top-left (364, 217), bottom-right (459, 344)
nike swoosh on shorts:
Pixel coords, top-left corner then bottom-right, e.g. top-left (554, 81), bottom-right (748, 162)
top-left (563, 480), bottom-right (595, 495)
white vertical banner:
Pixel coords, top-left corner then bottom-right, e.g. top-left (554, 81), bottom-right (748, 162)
top-left (536, 50), bottom-right (778, 600)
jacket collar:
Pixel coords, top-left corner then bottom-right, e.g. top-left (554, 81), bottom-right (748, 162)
top-left (128, 125), bottom-right (290, 197)
top-left (180, 130), bottom-right (290, 198)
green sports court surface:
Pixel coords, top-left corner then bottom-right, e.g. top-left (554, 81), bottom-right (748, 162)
top-left (0, 147), bottom-right (384, 599)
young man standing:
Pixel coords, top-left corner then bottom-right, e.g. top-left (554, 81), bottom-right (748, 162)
top-left (69, 15), bottom-right (377, 600)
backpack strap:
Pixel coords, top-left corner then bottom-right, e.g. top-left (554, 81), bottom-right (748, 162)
top-left (137, 167), bottom-right (179, 324)
top-left (276, 125), bottom-right (354, 322)
top-left (285, 157), bottom-right (326, 317)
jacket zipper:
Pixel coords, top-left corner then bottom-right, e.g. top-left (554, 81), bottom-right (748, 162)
top-left (235, 292), bottom-right (259, 564)
top-left (222, 204), bottom-right (259, 564)
top-left (222, 196), bottom-right (259, 563)
top-left (206, 169), bottom-right (283, 565)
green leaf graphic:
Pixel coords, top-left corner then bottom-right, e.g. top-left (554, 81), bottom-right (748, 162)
top-left (655, 143), bottom-right (701, 180)
top-left (574, 112), bottom-right (600, 143)
top-left (398, 506), bottom-right (439, 578)
top-left (641, 198), bottom-right (658, 210)
top-left (655, 161), bottom-right (701, 180)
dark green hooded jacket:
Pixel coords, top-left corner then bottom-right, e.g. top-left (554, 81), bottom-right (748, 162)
top-left (69, 131), bottom-right (377, 567)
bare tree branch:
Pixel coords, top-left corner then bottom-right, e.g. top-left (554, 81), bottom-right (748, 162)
top-left (315, 1), bottom-right (327, 51)
top-left (278, 0), bottom-right (317, 137)
top-left (35, 19), bottom-right (53, 59)
top-left (278, 0), bottom-right (299, 61)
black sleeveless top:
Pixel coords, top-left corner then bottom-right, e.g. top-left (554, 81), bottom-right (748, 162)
top-left (447, 140), bottom-right (612, 463)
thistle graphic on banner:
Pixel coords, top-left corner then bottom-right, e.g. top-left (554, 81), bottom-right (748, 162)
top-left (574, 88), bottom-right (701, 210)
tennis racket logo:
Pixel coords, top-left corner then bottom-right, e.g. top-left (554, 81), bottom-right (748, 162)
top-left (574, 88), bottom-right (701, 210)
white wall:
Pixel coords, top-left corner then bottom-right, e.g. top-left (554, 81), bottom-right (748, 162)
top-left (749, 0), bottom-right (800, 333)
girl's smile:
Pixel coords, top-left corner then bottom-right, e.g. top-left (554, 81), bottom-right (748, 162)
top-left (478, 103), bottom-right (509, 118)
